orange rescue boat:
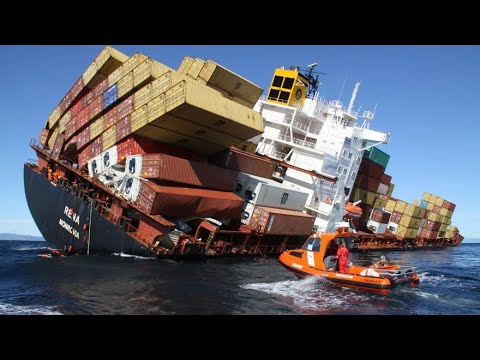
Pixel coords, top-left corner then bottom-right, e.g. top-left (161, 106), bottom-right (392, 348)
top-left (278, 224), bottom-right (419, 295)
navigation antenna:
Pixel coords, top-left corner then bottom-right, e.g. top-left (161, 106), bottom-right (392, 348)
top-left (302, 63), bottom-right (326, 97)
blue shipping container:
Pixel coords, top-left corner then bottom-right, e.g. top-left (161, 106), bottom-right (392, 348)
top-left (420, 199), bottom-right (427, 209)
top-left (103, 84), bottom-right (118, 109)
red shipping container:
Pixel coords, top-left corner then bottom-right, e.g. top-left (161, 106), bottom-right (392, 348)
top-left (135, 181), bottom-right (243, 219)
top-left (390, 211), bottom-right (402, 224)
top-left (89, 95), bottom-right (104, 119)
top-left (70, 98), bottom-right (86, 118)
top-left (116, 115), bottom-right (132, 143)
top-left (423, 220), bottom-right (441, 231)
top-left (64, 118), bottom-right (77, 141)
top-left (93, 78), bottom-right (109, 98)
top-left (76, 106), bottom-right (91, 130)
top-left (380, 173), bottom-right (392, 185)
top-left (354, 174), bottom-right (381, 193)
top-left (420, 229), bottom-right (439, 240)
top-left (248, 206), bottom-right (315, 235)
top-left (370, 208), bottom-right (391, 224)
top-left (91, 136), bottom-right (103, 157)
top-left (39, 128), bottom-right (49, 146)
top-left (141, 153), bottom-right (237, 192)
top-left (77, 145), bottom-right (92, 167)
top-left (52, 133), bottom-right (65, 158)
top-left (432, 205), bottom-right (441, 214)
top-left (116, 95), bottom-right (134, 122)
top-left (59, 77), bottom-right (84, 113)
top-left (116, 135), bottom-right (207, 163)
top-left (104, 106), bottom-right (118, 130)
top-left (358, 158), bottom-right (385, 180)
top-left (76, 127), bottom-right (90, 150)
top-left (211, 147), bottom-right (277, 179)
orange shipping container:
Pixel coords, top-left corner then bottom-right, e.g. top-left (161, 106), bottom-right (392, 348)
top-left (248, 206), bottom-right (315, 236)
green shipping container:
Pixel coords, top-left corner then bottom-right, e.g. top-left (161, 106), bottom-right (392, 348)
top-left (363, 146), bottom-right (390, 169)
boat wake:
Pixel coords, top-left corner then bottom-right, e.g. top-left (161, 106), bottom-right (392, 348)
top-left (14, 245), bottom-right (46, 251)
top-left (241, 277), bottom-right (371, 313)
top-left (0, 302), bottom-right (62, 315)
top-left (112, 252), bottom-right (156, 260)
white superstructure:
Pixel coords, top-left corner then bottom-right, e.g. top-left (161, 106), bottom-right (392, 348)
top-left (252, 66), bottom-right (390, 233)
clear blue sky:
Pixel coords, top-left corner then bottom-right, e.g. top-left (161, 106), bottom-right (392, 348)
top-left (1, 45), bottom-right (479, 242)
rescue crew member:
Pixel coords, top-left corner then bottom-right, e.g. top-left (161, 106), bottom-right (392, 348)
top-left (336, 240), bottom-right (349, 273)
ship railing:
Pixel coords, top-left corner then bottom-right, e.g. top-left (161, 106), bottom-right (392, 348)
top-left (293, 138), bottom-right (316, 149)
top-left (268, 150), bottom-right (289, 160)
top-left (277, 134), bottom-right (292, 142)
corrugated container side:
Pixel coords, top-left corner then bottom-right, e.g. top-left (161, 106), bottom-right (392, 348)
top-left (134, 83), bottom-right (152, 110)
top-left (412, 200), bottom-right (420, 206)
top-left (435, 196), bottom-right (444, 207)
top-left (90, 116), bottom-right (104, 140)
top-left (82, 61), bottom-right (98, 86)
top-left (358, 159), bottom-right (385, 180)
top-left (117, 71), bottom-right (134, 98)
top-left (384, 198), bottom-right (397, 212)
top-left (427, 212), bottom-right (442, 223)
top-left (420, 229), bottom-right (439, 240)
top-left (178, 56), bottom-right (194, 75)
top-left (249, 206), bottom-right (315, 235)
top-left (390, 211), bottom-right (402, 224)
top-left (429, 194), bottom-right (438, 204)
top-left (380, 173), bottom-right (392, 185)
top-left (399, 215), bottom-right (421, 229)
top-left (58, 78), bottom-right (85, 113)
top-left (147, 94), bottom-right (166, 123)
top-left (211, 148), bottom-right (277, 179)
top-left (58, 111), bottom-right (71, 134)
top-left (426, 202), bottom-right (434, 211)
top-left (187, 58), bottom-right (206, 79)
top-left (77, 145), bottom-right (92, 167)
top-left (76, 106), bottom-right (91, 131)
top-left (423, 220), bottom-right (441, 231)
top-left (91, 136), bottom-right (103, 157)
top-left (422, 192), bottom-right (431, 202)
top-left (412, 207), bottom-right (426, 219)
top-left (103, 84), bottom-right (118, 109)
top-left (52, 133), bottom-right (65, 158)
top-left (432, 205), bottom-right (441, 214)
top-left (47, 106), bottom-right (62, 129)
top-left (394, 200), bottom-right (407, 213)
top-left (447, 202), bottom-right (456, 212)
top-left (89, 94), bottom-right (104, 119)
top-left (116, 95), bottom-right (134, 122)
top-left (373, 195), bottom-right (387, 210)
top-left (115, 115), bottom-right (131, 143)
top-left (448, 225), bottom-right (458, 232)
top-left (386, 183), bottom-right (394, 197)
top-left (446, 209), bottom-right (454, 218)
top-left (439, 223), bottom-right (449, 232)
top-left (47, 127), bottom-right (60, 150)
top-left (439, 207), bottom-right (448, 216)
top-left (354, 175), bottom-right (381, 193)
top-left (370, 208), bottom-right (391, 224)
top-left (107, 53), bottom-right (148, 86)
top-left (363, 146), bottom-right (390, 169)
top-left (39, 128), bottom-right (49, 147)
top-left (130, 105), bottom-right (149, 133)
top-left (404, 204), bottom-right (415, 217)
top-left (102, 125), bottom-right (116, 151)
top-left (76, 127), bottom-right (90, 150)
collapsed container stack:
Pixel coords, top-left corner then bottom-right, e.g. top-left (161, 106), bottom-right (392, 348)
top-left (38, 46), bottom-right (314, 237)
top-left (352, 146), bottom-right (459, 241)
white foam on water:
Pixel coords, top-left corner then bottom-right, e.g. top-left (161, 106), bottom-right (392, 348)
top-left (241, 276), bottom-right (369, 312)
top-left (418, 272), bottom-right (459, 286)
top-left (112, 252), bottom-right (155, 260)
top-left (0, 303), bottom-right (62, 315)
top-left (14, 245), bottom-right (45, 251)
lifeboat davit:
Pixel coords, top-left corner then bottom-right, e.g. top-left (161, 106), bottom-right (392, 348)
top-left (278, 227), bottom-right (419, 295)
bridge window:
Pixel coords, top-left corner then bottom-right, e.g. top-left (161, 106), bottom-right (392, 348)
top-left (282, 77), bottom-right (294, 90)
top-left (302, 237), bottom-right (321, 252)
top-left (272, 75), bottom-right (283, 87)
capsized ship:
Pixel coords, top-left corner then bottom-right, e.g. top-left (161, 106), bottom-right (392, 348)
top-left (24, 46), bottom-right (463, 258)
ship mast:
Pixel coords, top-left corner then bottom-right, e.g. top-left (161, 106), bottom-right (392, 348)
top-left (347, 81), bottom-right (360, 114)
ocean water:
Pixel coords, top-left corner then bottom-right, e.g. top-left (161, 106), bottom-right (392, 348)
top-left (0, 240), bottom-right (479, 315)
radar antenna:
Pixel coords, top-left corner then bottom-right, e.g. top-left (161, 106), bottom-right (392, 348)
top-left (300, 63), bottom-right (326, 96)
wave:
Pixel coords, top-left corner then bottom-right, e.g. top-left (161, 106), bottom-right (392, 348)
top-left (112, 252), bottom-right (156, 260)
top-left (14, 245), bottom-right (46, 251)
top-left (0, 303), bottom-right (62, 315)
top-left (240, 276), bottom-right (371, 313)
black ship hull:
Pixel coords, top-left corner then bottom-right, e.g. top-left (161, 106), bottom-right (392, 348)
top-left (24, 163), bottom-right (154, 257)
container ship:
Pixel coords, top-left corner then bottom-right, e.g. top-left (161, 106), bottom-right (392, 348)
top-left (24, 46), bottom-right (463, 258)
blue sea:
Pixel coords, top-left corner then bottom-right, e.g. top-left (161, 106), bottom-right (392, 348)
top-left (0, 240), bottom-right (479, 315)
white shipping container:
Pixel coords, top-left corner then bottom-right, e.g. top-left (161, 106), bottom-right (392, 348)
top-left (125, 155), bottom-right (143, 176)
top-left (236, 173), bottom-right (308, 211)
top-left (377, 183), bottom-right (389, 196)
top-left (100, 146), bottom-right (118, 170)
top-left (387, 221), bottom-right (399, 234)
top-left (366, 219), bottom-right (387, 234)
top-left (88, 155), bottom-right (103, 177)
top-left (121, 176), bottom-right (141, 202)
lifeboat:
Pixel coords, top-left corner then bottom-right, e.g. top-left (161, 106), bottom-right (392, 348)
top-left (278, 226), bottom-right (419, 295)
top-left (344, 201), bottom-right (363, 218)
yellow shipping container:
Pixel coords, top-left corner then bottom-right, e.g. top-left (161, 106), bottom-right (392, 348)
top-left (405, 228), bottom-right (418, 239)
top-left (439, 223), bottom-right (449, 232)
top-left (429, 194), bottom-right (438, 204)
top-left (187, 58), bottom-right (206, 79)
top-left (447, 209), bottom-right (454, 218)
top-left (108, 53), bottom-right (148, 87)
top-left (178, 56), bottom-right (194, 75)
top-left (47, 106), bottom-right (62, 129)
top-left (384, 198), bottom-right (397, 212)
top-left (58, 111), bottom-right (71, 134)
top-left (84, 46), bottom-right (129, 86)
top-left (399, 215), bottom-right (422, 229)
top-left (396, 224), bottom-right (407, 238)
top-left (117, 71), bottom-right (134, 98)
top-left (394, 200), bottom-right (407, 213)
top-left (412, 207), bottom-right (426, 219)
top-left (197, 59), bottom-right (264, 106)
top-left (349, 188), bottom-right (376, 206)
top-left (412, 200), bottom-right (420, 206)
top-left (386, 183), bottom-right (395, 197)
top-left (90, 116), bottom-right (104, 140)
top-left (47, 127), bottom-right (60, 150)
top-left (426, 202), bottom-right (434, 211)
top-left (444, 216), bottom-right (452, 225)
top-left (404, 204), bottom-right (415, 216)
top-left (427, 212), bottom-right (442, 222)
top-left (130, 105), bottom-right (149, 133)
top-left (146, 94), bottom-right (166, 123)
top-left (134, 83), bottom-right (152, 110)
top-left (102, 125), bottom-right (116, 151)
top-left (449, 225), bottom-right (458, 232)
top-left (422, 192), bottom-right (431, 202)
top-left (435, 196), bottom-right (444, 207)
top-left (444, 230), bottom-right (455, 239)
top-left (373, 196), bottom-right (386, 210)
top-left (439, 207), bottom-right (448, 216)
